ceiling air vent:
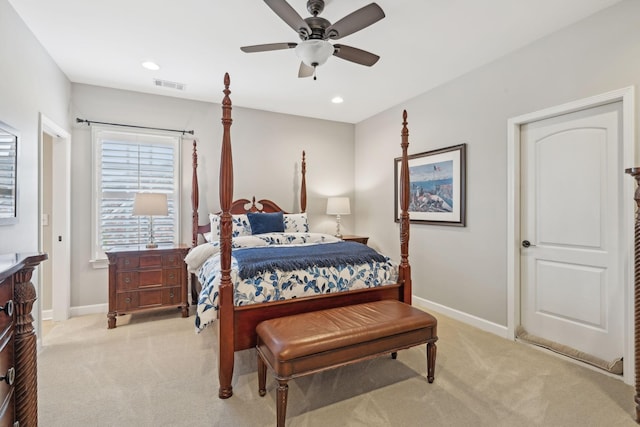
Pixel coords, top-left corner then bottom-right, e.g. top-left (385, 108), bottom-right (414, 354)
top-left (153, 78), bottom-right (186, 91)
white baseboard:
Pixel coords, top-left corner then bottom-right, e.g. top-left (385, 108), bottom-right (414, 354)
top-left (41, 304), bottom-right (107, 320)
top-left (60, 299), bottom-right (508, 341)
top-left (70, 303), bottom-right (108, 317)
top-left (412, 295), bottom-right (509, 339)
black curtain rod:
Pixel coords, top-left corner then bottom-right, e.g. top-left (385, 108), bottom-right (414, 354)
top-left (76, 118), bottom-right (194, 135)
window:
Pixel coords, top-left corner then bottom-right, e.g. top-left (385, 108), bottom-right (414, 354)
top-left (0, 128), bottom-right (17, 224)
top-left (92, 127), bottom-right (181, 263)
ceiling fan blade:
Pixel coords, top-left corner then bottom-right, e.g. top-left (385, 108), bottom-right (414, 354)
top-left (241, 42), bottom-right (297, 53)
top-left (326, 3), bottom-right (385, 40)
top-left (298, 62), bottom-right (314, 78)
top-left (264, 0), bottom-right (311, 37)
top-left (333, 44), bottom-right (380, 66)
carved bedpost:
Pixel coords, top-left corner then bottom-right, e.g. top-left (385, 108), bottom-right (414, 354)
top-left (625, 167), bottom-right (640, 423)
top-left (218, 73), bottom-right (235, 399)
top-left (14, 254), bottom-right (47, 426)
top-left (301, 151), bottom-right (307, 213)
top-left (399, 110), bottom-right (412, 304)
top-left (192, 140), bottom-right (199, 247)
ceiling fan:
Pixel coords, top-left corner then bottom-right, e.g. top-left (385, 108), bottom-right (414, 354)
top-left (240, 0), bottom-right (385, 79)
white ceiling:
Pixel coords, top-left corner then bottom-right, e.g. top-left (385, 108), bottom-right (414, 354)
top-left (9, 0), bottom-right (622, 124)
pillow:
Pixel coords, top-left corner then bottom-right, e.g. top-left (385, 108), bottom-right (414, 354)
top-left (283, 213), bottom-right (309, 233)
top-left (209, 213), bottom-right (252, 239)
top-left (247, 211), bottom-right (285, 235)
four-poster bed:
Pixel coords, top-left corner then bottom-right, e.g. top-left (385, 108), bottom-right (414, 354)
top-left (188, 73), bottom-right (413, 399)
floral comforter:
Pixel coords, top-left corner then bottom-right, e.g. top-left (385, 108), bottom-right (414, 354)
top-left (184, 232), bottom-right (398, 332)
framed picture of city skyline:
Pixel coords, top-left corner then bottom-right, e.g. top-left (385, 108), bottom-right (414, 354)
top-left (394, 143), bottom-right (466, 226)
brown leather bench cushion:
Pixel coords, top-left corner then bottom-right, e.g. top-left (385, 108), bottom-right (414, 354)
top-left (256, 299), bottom-right (437, 378)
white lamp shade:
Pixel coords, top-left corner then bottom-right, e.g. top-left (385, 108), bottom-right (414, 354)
top-left (326, 197), bottom-right (350, 215)
top-left (295, 40), bottom-right (334, 66)
top-left (133, 193), bottom-right (168, 216)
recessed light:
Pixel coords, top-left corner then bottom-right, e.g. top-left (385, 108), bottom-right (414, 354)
top-left (141, 61), bottom-right (160, 71)
top-left (331, 96), bottom-right (344, 104)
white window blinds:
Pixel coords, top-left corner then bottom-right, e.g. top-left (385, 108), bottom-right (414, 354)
top-left (92, 128), bottom-right (180, 261)
top-left (0, 133), bottom-right (17, 218)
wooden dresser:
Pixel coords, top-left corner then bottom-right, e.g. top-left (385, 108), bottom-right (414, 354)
top-left (0, 252), bottom-right (47, 427)
top-left (106, 245), bottom-right (190, 329)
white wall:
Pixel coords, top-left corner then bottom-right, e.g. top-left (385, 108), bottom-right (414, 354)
top-left (0, 0), bottom-right (70, 342)
top-left (355, 0), bottom-right (640, 327)
top-left (0, 0), bottom-right (71, 254)
top-left (70, 83), bottom-right (354, 308)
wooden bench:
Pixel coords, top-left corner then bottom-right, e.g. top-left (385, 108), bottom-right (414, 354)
top-left (256, 300), bottom-right (438, 426)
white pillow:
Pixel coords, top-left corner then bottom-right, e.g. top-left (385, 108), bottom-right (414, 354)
top-left (283, 213), bottom-right (309, 233)
top-left (209, 213), bottom-right (252, 239)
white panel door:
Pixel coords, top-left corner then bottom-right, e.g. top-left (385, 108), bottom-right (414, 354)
top-left (520, 101), bottom-right (623, 362)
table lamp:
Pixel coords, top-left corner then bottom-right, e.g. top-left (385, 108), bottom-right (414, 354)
top-left (133, 193), bottom-right (168, 248)
top-left (326, 197), bottom-right (350, 238)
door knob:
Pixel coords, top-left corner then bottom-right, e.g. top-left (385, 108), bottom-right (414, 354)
top-left (522, 240), bottom-right (536, 248)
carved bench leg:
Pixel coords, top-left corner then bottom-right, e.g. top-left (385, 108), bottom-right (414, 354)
top-left (426, 341), bottom-right (437, 383)
top-left (258, 353), bottom-right (267, 397)
top-left (391, 352), bottom-right (398, 359)
top-left (277, 380), bottom-right (289, 427)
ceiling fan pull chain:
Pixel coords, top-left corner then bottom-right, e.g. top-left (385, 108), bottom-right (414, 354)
top-left (313, 64), bottom-right (317, 81)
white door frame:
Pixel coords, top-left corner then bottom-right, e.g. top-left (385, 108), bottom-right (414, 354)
top-left (507, 87), bottom-right (635, 384)
top-left (39, 114), bottom-right (71, 322)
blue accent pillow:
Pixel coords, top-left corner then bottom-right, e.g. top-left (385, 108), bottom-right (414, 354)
top-left (247, 211), bottom-right (285, 234)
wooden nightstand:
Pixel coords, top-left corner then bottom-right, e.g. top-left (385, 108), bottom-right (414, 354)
top-left (106, 244), bottom-right (190, 329)
top-left (341, 235), bottom-right (369, 245)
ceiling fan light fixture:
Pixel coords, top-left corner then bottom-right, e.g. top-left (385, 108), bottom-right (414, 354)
top-left (295, 40), bottom-right (334, 67)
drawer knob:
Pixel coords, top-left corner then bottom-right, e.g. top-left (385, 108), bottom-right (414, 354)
top-left (169, 292), bottom-right (174, 299)
top-left (125, 297), bottom-right (131, 303)
top-left (124, 277), bottom-right (131, 284)
top-left (168, 273), bottom-right (175, 280)
top-left (124, 259), bottom-right (130, 265)
top-left (0, 300), bottom-right (13, 317)
top-left (0, 367), bottom-right (15, 386)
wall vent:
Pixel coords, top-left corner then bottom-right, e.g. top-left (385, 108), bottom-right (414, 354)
top-left (153, 78), bottom-right (186, 91)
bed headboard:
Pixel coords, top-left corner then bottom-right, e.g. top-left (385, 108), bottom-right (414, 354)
top-left (190, 144), bottom-right (307, 246)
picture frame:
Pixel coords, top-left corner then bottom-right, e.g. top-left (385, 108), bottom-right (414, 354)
top-left (395, 143), bottom-right (466, 226)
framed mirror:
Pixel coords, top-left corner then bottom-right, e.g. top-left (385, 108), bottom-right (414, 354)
top-left (0, 121), bottom-right (18, 225)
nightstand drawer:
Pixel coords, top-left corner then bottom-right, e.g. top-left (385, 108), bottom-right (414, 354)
top-left (117, 290), bottom-right (174, 311)
top-left (140, 255), bottom-right (162, 268)
top-left (118, 256), bottom-right (139, 270)
top-left (116, 292), bottom-right (139, 311)
top-left (163, 287), bottom-right (181, 305)
top-left (163, 254), bottom-right (182, 267)
top-left (138, 269), bottom-right (163, 288)
top-left (117, 271), bottom-right (139, 290)
top-left (164, 268), bottom-right (181, 286)
top-left (135, 288), bottom-right (182, 308)
top-left (138, 289), bottom-right (164, 309)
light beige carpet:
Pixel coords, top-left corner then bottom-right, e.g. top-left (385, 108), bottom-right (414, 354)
top-left (38, 307), bottom-right (637, 426)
